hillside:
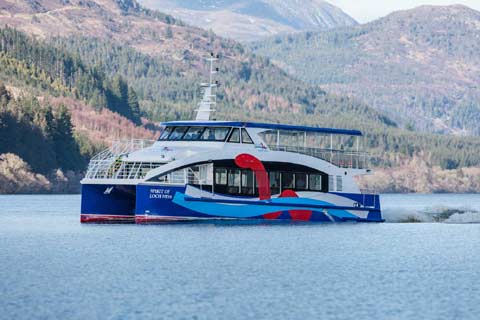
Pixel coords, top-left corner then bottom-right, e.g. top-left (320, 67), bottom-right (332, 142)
top-left (138, 0), bottom-right (357, 42)
top-left (251, 5), bottom-right (480, 136)
top-left (0, 25), bottom-right (158, 193)
top-left (0, 0), bottom-right (386, 129)
top-left (1, 1), bottom-right (480, 193)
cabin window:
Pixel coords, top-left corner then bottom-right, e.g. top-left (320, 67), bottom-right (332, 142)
top-left (158, 126), bottom-right (234, 142)
top-left (309, 174), bottom-right (322, 191)
top-left (212, 162), bottom-right (328, 196)
top-left (328, 175), bottom-right (335, 192)
top-left (295, 173), bottom-right (307, 190)
top-left (241, 129), bottom-right (253, 144)
top-left (336, 176), bottom-right (343, 191)
top-left (228, 128), bottom-right (240, 143)
top-left (241, 171), bottom-right (255, 195)
top-left (169, 127), bottom-right (188, 140)
top-left (227, 169), bottom-right (240, 194)
top-left (153, 163), bottom-right (213, 185)
top-left (215, 168), bottom-right (227, 185)
top-left (269, 172), bottom-right (281, 195)
top-left (187, 166), bottom-right (199, 185)
top-left (159, 127), bottom-right (173, 140)
top-left (228, 169), bottom-right (241, 193)
top-left (184, 127), bottom-right (205, 140)
top-left (200, 127), bottom-right (231, 141)
top-left (281, 172), bottom-right (294, 189)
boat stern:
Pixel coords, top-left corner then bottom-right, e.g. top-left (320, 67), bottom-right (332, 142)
top-left (80, 183), bottom-right (136, 223)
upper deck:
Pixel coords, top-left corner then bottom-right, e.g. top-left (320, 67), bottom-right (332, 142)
top-left (83, 121), bottom-right (368, 182)
top-left (159, 121), bottom-right (367, 169)
top-left (162, 121), bottom-right (362, 137)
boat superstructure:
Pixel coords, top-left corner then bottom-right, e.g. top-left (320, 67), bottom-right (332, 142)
top-left (80, 55), bottom-right (382, 223)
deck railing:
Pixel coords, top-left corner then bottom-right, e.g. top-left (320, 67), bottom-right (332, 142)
top-left (85, 139), bottom-right (158, 180)
top-left (268, 145), bottom-right (368, 169)
top-left (157, 167), bottom-right (206, 185)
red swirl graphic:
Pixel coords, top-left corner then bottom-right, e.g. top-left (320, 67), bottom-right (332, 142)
top-left (234, 153), bottom-right (312, 221)
top-left (234, 153), bottom-right (271, 200)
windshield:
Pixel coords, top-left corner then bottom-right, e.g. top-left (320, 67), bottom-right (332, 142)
top-left (169, 127), bottom-right (188, 140)
top-left (184, 127), bottom-right (205, 140)
top-left (158, 126), bottom-right (231, 142)
top-left (159, 127), bottom-right (173, 140)
top-left (200, 127), bottom-right (230, 141)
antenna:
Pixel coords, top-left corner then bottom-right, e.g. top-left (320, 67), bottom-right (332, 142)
top-left (194, 53), bottom-right (219, 121)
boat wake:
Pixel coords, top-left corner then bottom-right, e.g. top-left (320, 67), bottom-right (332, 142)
top-left (382, 207), bottom-right (480, 223)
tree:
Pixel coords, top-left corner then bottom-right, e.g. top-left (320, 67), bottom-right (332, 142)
top-left (0, 81), bottom-right (10, 105)
top-left (165, 26), bottom-right (173, 39)
top-left (127, 86), bottom-right (141, 124)
top-left (52, 104), bottom-right (84, 171)
top-left (108, 75), bottom-right (129, 117)
top-left (239, 62), bottom-right (252, 82)
top-left (89, 89), bottom-right (107, 111)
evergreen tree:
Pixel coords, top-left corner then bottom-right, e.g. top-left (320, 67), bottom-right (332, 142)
top-left (128, 86), bottom-right (141, 124)
top-left (52, 104), bottom-right (84, 171)
top-left (0, 27), bottom-right (141, 123)
top-left (108, 75), bottom-right (130, 118)
top-left (88, 89), bottom-right (105, 111)
top-left (165, 26), bottom-right (173, 39)
top-left (2, 26), bottom-right (480, 174)
top-left (0, 81), bottom-right (9, 105)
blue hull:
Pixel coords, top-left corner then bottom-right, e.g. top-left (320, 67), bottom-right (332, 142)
top-left (81, 184), bottom-right (382, 223)
top-left (80, 184), bottom-right (136, 223)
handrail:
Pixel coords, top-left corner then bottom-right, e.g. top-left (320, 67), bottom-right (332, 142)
top-left (85, 139), bottom-right (158, 180)
top-left (268, 145), bottom-right (369, 169)
top-left (156, 168), bottom-right (207, 186)
top-left (91, 139), bottom-right (156, 161)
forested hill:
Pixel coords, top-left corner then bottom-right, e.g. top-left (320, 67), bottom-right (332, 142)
top-left (251, 5), bottom-right (480, 136)
top-left (0, 28), bottom-right (142, 124)
top-left (1, 1), bottom-right (480, 193)
top-left (0, 0), bottom-right (390, 129)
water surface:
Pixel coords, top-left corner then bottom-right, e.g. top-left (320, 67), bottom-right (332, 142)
top-left (0, 194), bottom-right (479, 319)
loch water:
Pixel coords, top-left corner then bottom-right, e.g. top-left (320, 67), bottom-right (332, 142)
top-left (0, 194), bottom-right (479, 320)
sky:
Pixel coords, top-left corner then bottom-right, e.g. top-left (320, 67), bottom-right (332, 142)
top-left (328, 0), bottom-right (480, 23)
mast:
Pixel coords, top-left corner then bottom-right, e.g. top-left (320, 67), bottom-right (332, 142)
top-left (194, 53), bottom-right (219, 121)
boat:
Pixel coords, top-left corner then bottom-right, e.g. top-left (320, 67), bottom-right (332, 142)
top-left (80, 54), bottom-right (382, 223)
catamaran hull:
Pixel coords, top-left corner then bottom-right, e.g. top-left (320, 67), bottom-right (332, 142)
top-left (81, 184), bottom-right (382, 223)
top-left (80, 184), bottom-right (136, 223)
top-left (134, 185), bottom-right (382, 223)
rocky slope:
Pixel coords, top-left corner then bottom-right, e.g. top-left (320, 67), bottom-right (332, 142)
top-left (0, 0), bottom-right (391, 130)
top-left (0, 0), bottom-right (196, 57)
top-left (138, 0), bottom-right (357, 41)
top-left (1, 1), bottom-right (480, 193)
top-left (251, 5), bottom-right (480, 136)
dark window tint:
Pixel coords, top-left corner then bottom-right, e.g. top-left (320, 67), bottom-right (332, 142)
top-left (159, 127), bottom-right (173, 140)
top-left (242, 129), bottom-right (253, 144)
top-left (269, 171), bottom-right (281, 195)
top-left (228, 169), bottom-right (240, 194)
top-left (309, 174), bottom-right (322, 191)
top-left (281, 172), bottom-right (294, 189)
top-left (296, 173), bottom-right (307, 190)
top-left (200, 127), bottom-right (231, 141)
top-left (241, 170), bottom-right (255, 195)
top-left (184, 127), bottom-right (205, 140)
top-left (215, 168), bottom-right (227, 185)
top-left (228, 128), bottom-right (240, 143)
top-left (169, 127), bottom-right (188, 140)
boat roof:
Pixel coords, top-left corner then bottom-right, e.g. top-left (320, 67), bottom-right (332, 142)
top-left (161, 121), bottom-right (362, 136)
